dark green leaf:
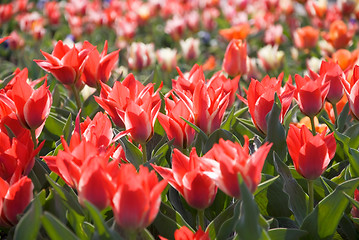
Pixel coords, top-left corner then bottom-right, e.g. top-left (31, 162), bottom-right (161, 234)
top-left (119, 137), bottom-right (143, 169)
top-left (300, 178), bottom-right (359, 240)
top-left (337, 102), bottom-right (350, 132)
top-left (41, 212), bottom-right (79, 240)
top-left (268, 228), bottom-right (307, 240)
top-left (274, 153), bottom-right (308, 225)
top-left (14, 195), bottom-right (42, 240)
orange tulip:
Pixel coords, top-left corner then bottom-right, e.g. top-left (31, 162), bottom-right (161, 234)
top-left (293, 26), bottom-right (319, 49)
top-left (222, 39), bottom-right (247, 77)
top-left (323, 20), bottom-right (354, 49)
top-left (219, 23), bottom-right (251, 41)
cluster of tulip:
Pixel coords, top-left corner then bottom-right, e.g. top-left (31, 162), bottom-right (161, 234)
top-left (3, 0), bottom-right (359, 239)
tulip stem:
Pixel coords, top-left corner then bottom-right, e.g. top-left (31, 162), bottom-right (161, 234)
top-left (307, 180), bottom-right (314, 214)
top-left (142, 142), bottom-right (147, 163)
top-left (332, 102), bottom-right (338, 125)
top-left (309, 116), bottom-right (316, 136)
top-left (198, 209), bottom-right (205, 230)
top-left (71, 84), bottom-right (82, 113)
top-left (30, 129), bottom-right (38, 149)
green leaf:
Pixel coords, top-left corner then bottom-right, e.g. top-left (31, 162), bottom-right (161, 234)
top-left (41, 212), bottom-right (79, 240)
top-left (63, 113), bottom-right (73, 145)
top-left (236, 118), bottom-right (265, 139)
top-left (45, 175), bottom-right (84, 214)
top-left (300, 178), bottom-right (359, 240)
top-left (84, 201), bottom-right (120, 240)
top-left (273, 153), bottom-right (308, 226)
top-left (254, 175), bottom-right (280, 196)
top-left (265, 93), bottom-right (286, 163)
top-left (337, 102), bottom-right (350, 132)
top-left (67, 208), bottom-right (88, 240)
top-left (268, 228), bottom-right (307, 240)
top-left (236, 174), bottom-right (262, 240)
top-left (221, 107), bottom-right (235, 131)
top-left (45, 113), bottom-right (66, 137)
top-left (14, 195), bottom-right (42, 240)
top-left (206, 201), bottom-right (238, 240)
top-left (119, 137), bottom-right (143, 169)
top-left (203, 129), bottom-right (237, 154)
top-left (283, 104), bottom-right (299, 130)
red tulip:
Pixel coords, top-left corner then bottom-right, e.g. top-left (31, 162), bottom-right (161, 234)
top-left (176, 81), bottom-right (229, 135)
top-left (159, 226), bottom-right (209, 240)
top-left (95, 73), bottom-right (161, 128)
top-left (172, 64), bottom-right (205, 96)
top-left (293, 26), bottom-right (319, 49)
top-left (152, 149), bottom-right (217, 210)
top-left (342, 65), bottom-right (359, 120)
top-left (351, 189), bottom-right (359, 218)
top-left (222, 39), bottom-right (247, 77)
top-left (34, 40), bottom-right (92, 85)
top-left (0, 176), bottom-right (33, 227)
top-left (317, 61), bottom-right (345, 104)
top-left (323, 20), bottom-right (355, 49)
top-left (158, 93), bottom-right (195, 149)
top-left (111, 164), bottom-right (167, 230)
top-left (294, 73), bottom-right (330, 117)
top-left (81, 41), bottom-right (120, 88)
top-left (0, 131), bottom-right (43, 182)
top-left (238, 73), bottom-right (295, 134)
top-left (286, 124), bottom-right (336, 180)
top-left (201, 137), bottom-right (272, 198)
top-left (4, 68), bottom-right (52, 131)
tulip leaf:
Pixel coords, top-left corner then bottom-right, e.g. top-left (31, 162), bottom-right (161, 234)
top-left (283, 104), bottom-right (299, 130)
top-left (268, 228), bottom-right (307, 240)
top-left (45, 113), bottom-right (66, 137)
top-left (84, 201), bottom-right (121, 240)
top-left (215, 201), bottom-right (240, 240)
top-left (119, 137), bottom-right (143, 169)
top-left (14, 195), bottom-right (42, 240)
top-left (236, 118), bottom-right (265, 139)
top-left (300, 178), bottom-right (359, 240)
top-left (234, 106), bottom-right (248, 118)
top-left (273, 153), bottom-right (308, 225)
top-left (221, 106), bottom-right (235, 131)
top-left (180, 117), bottom-right (208, 154)
top-left (41, 212), bottom-right (79, 240)
top-left (343, 123), bottom-right (359, 149)
top-left (45, 175), bottom-right (84, 215)
top-left (337, 102), bottom-right (350, 132)
top-left (153, 203), bottom-right (192, 240)
top-left (67, 208), bottom-right (88, 240)
top-left (203, 129), bottom-right (237, 154)
top-left (266, 93), bottom-right (286, 163)
top-left (63, 113), bottom-right (73, 144)
top-left (254, 175), bottom-right (280, 196)
top-left (236, 174), bottom-right (262, 240)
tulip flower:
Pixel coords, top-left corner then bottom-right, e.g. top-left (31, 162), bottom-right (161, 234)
top-left (331, 49), bottom-right (353, 71)
top-left (318, 61), bottom-right (345, 105)
top-left (4, 68), bottom-right (52, 132)
top-left (159, 226), bottom-right (209, 240)
top-left (0, 176), bottom-right (33, 227)
top-left (201, 137), bottom-right (272, 199)
top-left (111, 164), bottom-right (167, 230)
top-left (293, 26), bottom-right (319, 49)
top-left (180, 38), bottom-right (200, 62)
top-left (127, 42), bottom-right (155, 71)
top-left (95, 73), bottom-right (162, 129)
top-left (0, 130), bottom-right (43, 183)
top-left (238, 73), bottom-right (295, 134)
top-left (341, 65), bottom-right (359, 120)
top-left (165, 16), bottom-right (186, 41)
top-left (286, 124), bottom-right (336, 180)
top-left (172, 64), bottom-right (205, 96)
top-left (158, 93), bottom-right (195, 149)
top-left (294, 74), bottom-right (330, 118)
top-left (151, 149), bottom-right (217, 210)
top-left (175, 81), bottom-right (229, 135)
top-left (263, 24), bottom-right (285, 46)
top-left (81, 40), bottom-right (120, 88)
top-left (34, 40), bottom-right (91, 85)
top-left (222, 39), bottom-right (247, 77)
top-left (156, 48), bottom-right (177, 72)
top-left (351, 189), bottom-right (359, 218)
top-left (219, 23), bottom-right (251, 41)
top-left (257, 45), bottom-right (285, 71)
top-left (323, 20), bottom-right (354, 49)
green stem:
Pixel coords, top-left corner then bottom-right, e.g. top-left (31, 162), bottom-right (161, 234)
top-left (141, 142), bottom-right (147, 163)
top-left (307, 180), bottom-right (314, 214)
top-left (309, 116), bottom-right (316, 136)
top-left (71, 84), bottom-right (82, 112)
top-left (332, 102), bottom-right (338, 126)
top-left (198, 209), bottom-right (205, 230)
top-left (30, 129), bottom-right (38, 149)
